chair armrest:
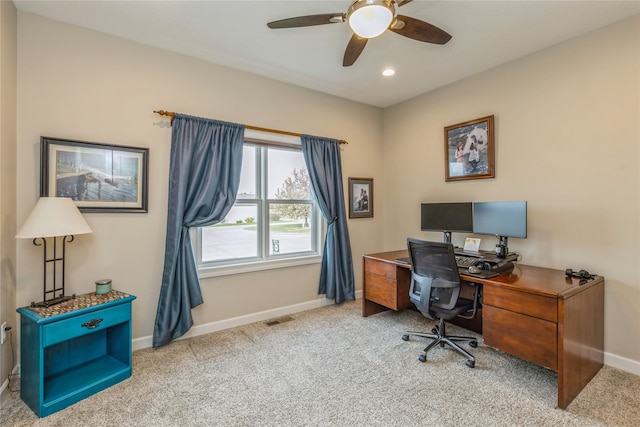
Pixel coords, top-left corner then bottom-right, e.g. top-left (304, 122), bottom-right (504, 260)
top-left (457, 282), bottom-right (480, 320)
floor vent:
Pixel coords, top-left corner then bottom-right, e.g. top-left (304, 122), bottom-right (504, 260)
top-left (265, 315), bottom-right (293, 326)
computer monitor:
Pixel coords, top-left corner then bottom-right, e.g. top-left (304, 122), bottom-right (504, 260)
top-left (473, 201), bottom-right (527, 257)
top-left (421, 202), bottom-right (473, 243)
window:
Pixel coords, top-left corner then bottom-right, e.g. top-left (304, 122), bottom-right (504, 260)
top-left (197, 134), bottom-right (322, 276)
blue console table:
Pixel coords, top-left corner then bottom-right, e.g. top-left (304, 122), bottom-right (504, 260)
top-left (17, 290), bottom-right (136, 417)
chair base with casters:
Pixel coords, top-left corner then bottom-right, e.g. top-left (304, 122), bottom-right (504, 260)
top-left (402, 308), bottom-right (478, 368)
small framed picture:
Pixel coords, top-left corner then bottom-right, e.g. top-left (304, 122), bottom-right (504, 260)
top-left (444, 115), bottom-right (495, 182)
top-left (40, 136), bottom-right (149, 213)
top-left (348, 177), bottom-right (373, 219)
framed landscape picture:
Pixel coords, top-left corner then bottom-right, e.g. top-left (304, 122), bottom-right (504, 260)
top-left (348, 177), bottom-right (373, 219)
top-left (444, 115), bottom-right (495, 182)
top-left (40, 136), bottom-right (149, 213)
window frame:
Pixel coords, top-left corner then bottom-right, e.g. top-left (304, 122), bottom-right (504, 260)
top-left (196, 130), bottom-right (323, 278)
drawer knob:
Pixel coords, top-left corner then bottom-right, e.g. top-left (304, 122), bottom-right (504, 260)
top-left (81, 318), bottom-right (104, 329)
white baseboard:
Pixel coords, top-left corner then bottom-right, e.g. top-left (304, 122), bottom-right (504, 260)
top-left (133, 290), bottom-right (363, 351)
top-left (604, 351), bottom-right (640, 375)
top-left (0, 364), bottom-right (20, 397)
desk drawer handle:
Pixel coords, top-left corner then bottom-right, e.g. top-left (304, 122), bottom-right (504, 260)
top-left (81, 318), bottom-right (103, 329)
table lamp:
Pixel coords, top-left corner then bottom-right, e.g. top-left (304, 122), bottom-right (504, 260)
top-left (16, 197), bottom-right (93, 307)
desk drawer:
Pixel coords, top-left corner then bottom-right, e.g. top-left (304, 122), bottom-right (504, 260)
top-left (483, 285), bottom-right (557, 322)
top-left (483, 305), bottom-right (558, 371)
top-left (364, 258), bottom-right (408, 310)
top-left (43, 304), bottom-right (131, 347)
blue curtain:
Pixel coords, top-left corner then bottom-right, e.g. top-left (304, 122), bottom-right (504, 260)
top-left (301, 135), bottom-right (355, 303)
top-left (153, 114), bottom-right (244, 347)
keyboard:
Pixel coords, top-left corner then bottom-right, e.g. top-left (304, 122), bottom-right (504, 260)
top-left (454, 250), bottom-right (484, 257)
top-left (397, 254), bottom-right (500, 278)
top-left (455, 255), bottom-right (478, 269)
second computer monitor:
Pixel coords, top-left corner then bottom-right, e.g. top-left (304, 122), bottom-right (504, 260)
top-left (421, 202), bottom-right (473, 243)
top-left (473, 201), bottom-right (527, 256)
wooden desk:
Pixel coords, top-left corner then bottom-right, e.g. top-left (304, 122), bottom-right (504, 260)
top-left (362, 250), bottom-right (604, 409)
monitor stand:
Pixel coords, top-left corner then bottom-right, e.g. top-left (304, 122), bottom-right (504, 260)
top-left (496, 236), bottom-right (509, 258)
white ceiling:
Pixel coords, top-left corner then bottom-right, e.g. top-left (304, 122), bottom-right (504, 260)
top-left (13, 1), bottom-right (640, 108)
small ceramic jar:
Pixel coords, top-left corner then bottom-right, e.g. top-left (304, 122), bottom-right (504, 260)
top-left (95, 279), bottom-right (112, 295)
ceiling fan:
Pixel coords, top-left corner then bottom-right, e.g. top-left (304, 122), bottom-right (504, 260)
top-left (267, 0), bottom-right (452, 67)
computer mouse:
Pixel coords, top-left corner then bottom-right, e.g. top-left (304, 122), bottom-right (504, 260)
top-left (468, 264), bottom-right (483, 274)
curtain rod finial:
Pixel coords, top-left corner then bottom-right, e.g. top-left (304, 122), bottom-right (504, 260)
top-left (154, 109), bottom-right (176, 125)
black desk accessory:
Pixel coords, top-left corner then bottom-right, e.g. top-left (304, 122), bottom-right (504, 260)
top-left (565, 268), bottom-right (596, 280)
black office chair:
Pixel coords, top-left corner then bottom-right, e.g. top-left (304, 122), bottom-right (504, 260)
top-left (401, 238), bottom-right (480, 368)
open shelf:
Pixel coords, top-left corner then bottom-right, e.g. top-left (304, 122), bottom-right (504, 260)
top-left (44, 355), bottom-right (130, 408)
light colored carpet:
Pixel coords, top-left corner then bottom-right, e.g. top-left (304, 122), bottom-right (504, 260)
top-left (2, 300), bottom-right (639, 426)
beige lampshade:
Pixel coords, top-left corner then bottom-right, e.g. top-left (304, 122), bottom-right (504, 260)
top-left (16, 197), bottom-right (93, 239)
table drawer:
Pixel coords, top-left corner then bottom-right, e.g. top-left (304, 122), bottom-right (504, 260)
top-left (364, 258), bottom-right (403, 310)
top-left (483, 305), bottom-right (558, 371)
top-left (43, 303), bottom-right (131, 347)
top-left (483, 284), bottom-right (557, 322)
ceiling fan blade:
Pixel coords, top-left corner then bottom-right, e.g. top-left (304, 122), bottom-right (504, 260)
top-left (389, 15), bottom-right (452, 44)
top-left (396, 0), bottom-right (414, 6)
top-left (343, 34), bottom-right (368, 67)
top-left (267, 13), bottom-right (344, 29)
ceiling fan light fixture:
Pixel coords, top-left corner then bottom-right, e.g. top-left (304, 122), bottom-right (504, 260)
top-left (348, 1), bottom-right (394, 39)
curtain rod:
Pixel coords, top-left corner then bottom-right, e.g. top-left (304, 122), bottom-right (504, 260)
top-left (154, 110), bottom-right (348, 145)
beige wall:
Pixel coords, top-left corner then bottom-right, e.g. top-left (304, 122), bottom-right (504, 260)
top-left (383, 16), bottom-right (639, 370)
top-left (16, 13), bottom-right (384, 345)
top-left (12, 11), bottom-right (640, 374)
top-left (0, 0), bottom-right (17, 392)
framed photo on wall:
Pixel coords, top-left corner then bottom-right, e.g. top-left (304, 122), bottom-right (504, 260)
top-left (444, 115), bottom-right (495, 182)
top-left (348, 177), bottom-right (373, 219)
top-left (40, 136), bottom-right (149, 213)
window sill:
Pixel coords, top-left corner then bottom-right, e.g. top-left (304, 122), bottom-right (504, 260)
top-left (198, 254), bottom-right (323, 279)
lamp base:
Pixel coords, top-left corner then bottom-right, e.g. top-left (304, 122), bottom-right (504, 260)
top-left (30, 294), bottom-right (75, 308)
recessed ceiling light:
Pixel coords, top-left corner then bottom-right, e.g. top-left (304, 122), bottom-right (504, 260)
top-left (382, 68), bottom-right (396, 77)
